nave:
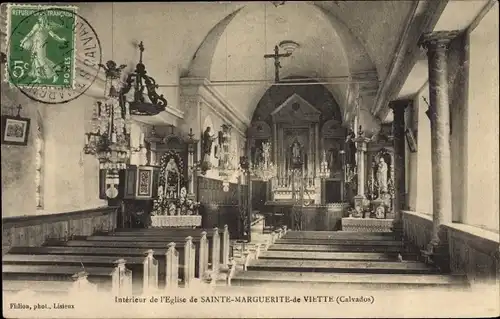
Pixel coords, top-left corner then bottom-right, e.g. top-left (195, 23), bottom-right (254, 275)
top-left (3, 221), bottom-right (468, 296)
top-left (1, 1), bottom-right (498, 317)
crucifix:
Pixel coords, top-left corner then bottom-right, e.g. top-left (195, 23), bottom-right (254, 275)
top-left (264, 45), bottom-right (292, 83)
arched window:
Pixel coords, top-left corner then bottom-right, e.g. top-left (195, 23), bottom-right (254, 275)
top-left (35, 112), bottom-right (44, 210)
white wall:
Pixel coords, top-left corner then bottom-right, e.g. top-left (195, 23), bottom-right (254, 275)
top-left (466, 3), bottom-right (499, 232)
top-left (414, 84), bottom-right (434, 215)
top-left (43, 94), bottom-right (107, 213)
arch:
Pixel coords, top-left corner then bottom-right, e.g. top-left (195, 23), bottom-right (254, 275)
top-left (187, 8), bottom-right (243, 78)
top-left (186, 2), bottom-right (378, 121)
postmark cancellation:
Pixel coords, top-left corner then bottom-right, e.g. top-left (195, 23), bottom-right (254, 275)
top-left (4, 3), bottom-right (102, 104)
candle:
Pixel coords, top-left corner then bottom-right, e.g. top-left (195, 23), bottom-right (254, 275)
top-left (85, 134), bottom-right (89, 145)
top-left (111, 133), bottom-right (117, 143)
top-left (139, 132), bottom-right (145, 146)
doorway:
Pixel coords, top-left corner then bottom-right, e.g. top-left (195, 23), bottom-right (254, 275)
top-left (325, 180), bottom-right (342, 203)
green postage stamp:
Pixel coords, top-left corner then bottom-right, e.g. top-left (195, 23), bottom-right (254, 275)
top-left (6, 4), bottom-right (77, 88)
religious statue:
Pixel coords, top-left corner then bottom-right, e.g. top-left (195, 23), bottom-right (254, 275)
top-left (291, 140), bottom-right (302, 165)
top-left (179, 187), bottom-right (187, 215)
top-left (180, 186), bottom-right (187, 200)
top-left (254, 146), bottom-right (263, 165)
top-left (345, 130), bottom-right (357, 167)
top-left (202, 127), bottom-right (216, 160)
top-left (262, 141), bottom-right (271, 165)
top-left (168, 202), bottom-right (176, 216)
top-left (375, 205), bottom-right (385, 219)
top-left (376, 157), bottom-right (388, 196)
top-left (157, 185), bottom-right (164, 199)
top-left (164, 158), bottom-right (179, 198)
top-left (327, 144), bottom-right (341, 173)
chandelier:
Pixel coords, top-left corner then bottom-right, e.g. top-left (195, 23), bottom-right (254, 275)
top-left (251, 141), bottom-right (277, 181)
top-left (317, 150), bottom-right (330, 179)
top-left (121, 41), bottom-right (168, 116)
top-left (217, 125), bottom-right (239, 192)
top-left (84, 61), bottom-right (131, 171)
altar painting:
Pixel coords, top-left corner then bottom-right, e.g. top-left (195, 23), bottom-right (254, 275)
top-left (152, 151), bottom-right (200, 217)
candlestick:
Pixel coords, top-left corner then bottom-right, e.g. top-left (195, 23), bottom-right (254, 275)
top-left (139, 132), bottom-right (145, 146)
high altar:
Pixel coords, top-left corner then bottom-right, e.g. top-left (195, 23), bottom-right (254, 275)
top-left (247, 92), bottom-right (397, 232)
top-left (248, 94), bottom-right (352, 231)
top-left (249, 94), bottom-right (347, 204)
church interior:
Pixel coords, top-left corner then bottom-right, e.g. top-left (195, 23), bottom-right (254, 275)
top-left (1, 1), bottom-right (499, 316)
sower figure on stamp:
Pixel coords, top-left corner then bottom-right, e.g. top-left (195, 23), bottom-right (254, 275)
top-left (20, 15), bottom-right (67, 84)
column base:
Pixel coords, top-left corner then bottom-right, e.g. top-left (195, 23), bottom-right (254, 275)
top-left (421, 237), bottom-right (450, 273)
top-left (391, 218), bottom-right (403, 240)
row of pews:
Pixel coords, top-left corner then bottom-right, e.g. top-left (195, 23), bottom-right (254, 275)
top-left (3, 225), bottom-right (241, 296)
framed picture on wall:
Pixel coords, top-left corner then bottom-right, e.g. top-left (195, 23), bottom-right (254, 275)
top-left (1, 115), bottom-right (31, 146)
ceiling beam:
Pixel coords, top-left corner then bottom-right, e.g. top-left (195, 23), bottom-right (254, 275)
top-left (371, 0), bottom-right (448, 120)
top-left (467, 0), bottom-right (497, 33)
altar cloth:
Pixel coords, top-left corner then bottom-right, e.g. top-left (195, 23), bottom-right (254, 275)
top-left (341, 217), bottom-right (393, 232)
top-left (150, 215), bottom-right (202, 228)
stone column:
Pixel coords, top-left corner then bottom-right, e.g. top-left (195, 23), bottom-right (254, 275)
top-left (273, 123), bottom-right (278, 164)
top-left (340, 150), bottom-right (346, 202)
top-left (420, 31), bottom-right (458, 256)
top-left (389, 100), bottom-right (411, 231)
top-left (315, 123), bottom-right (320, 174)
top-left (353, 136), bottom-right (370, 209)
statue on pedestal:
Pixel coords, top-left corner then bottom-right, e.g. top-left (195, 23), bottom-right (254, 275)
top-left (345, 130), bottom-right (357, 167)
top-left (202, 126), bottom-right (217, 164)
top-left (376, 157), bottom-right (388, 197)
top-left (164, 158), bottom-right (180, 198)
top-left (290, 140), bottom-right (302, 167)
top-left (262, 141), bottom-right (271, 166)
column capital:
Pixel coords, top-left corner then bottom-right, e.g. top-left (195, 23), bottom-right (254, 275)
top-left (389, 99), bottom-right (412, 114)
top-left (353, 136), bottom-right (371, 151)
top-left (419, 30), bottom-right (461, 52)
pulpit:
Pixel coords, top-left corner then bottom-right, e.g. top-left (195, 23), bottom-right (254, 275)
top-left (121, 165), bottom-right (160, 200)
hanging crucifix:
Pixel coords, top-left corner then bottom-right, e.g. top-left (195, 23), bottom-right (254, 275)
top-left (264, 45), bottom-right (292, 83)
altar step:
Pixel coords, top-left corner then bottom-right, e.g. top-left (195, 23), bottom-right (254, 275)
top-left (275, 238), bottom-right (403, 246)
top-left (268, 243), bottom-right (405, 253)
top-left (258, 250), bottom-right (418, 262)
top-left (230, 271), bottom-right (467, 289)
top-left (247, 259), bottom-right (437, 275)
top-left (230, 230), bottom-right (465, 289)
top-left (282, 231), bottom-right (395, 240)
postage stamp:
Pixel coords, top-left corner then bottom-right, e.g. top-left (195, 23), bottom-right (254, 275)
top-left (5, 4), bottom-right (102, 104)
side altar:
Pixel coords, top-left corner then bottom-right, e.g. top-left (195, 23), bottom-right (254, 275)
top-left (341, 124), bottom-right (396, 232)
top-left (125, 127), bottom-right (201, 228)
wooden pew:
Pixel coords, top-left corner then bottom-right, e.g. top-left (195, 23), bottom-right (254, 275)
top-left (87, 227), bottom-right (223, 276)
top-left (58, 234), bottom-right (209, 282)
top-left (4, 250), bottom-right (160, 294)
top-left (5, 246), bottom-right (172, 292)
top-left (105, 225), bottom-right (231, 270)
top-left (2, 260), bottom-right (133, 295)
